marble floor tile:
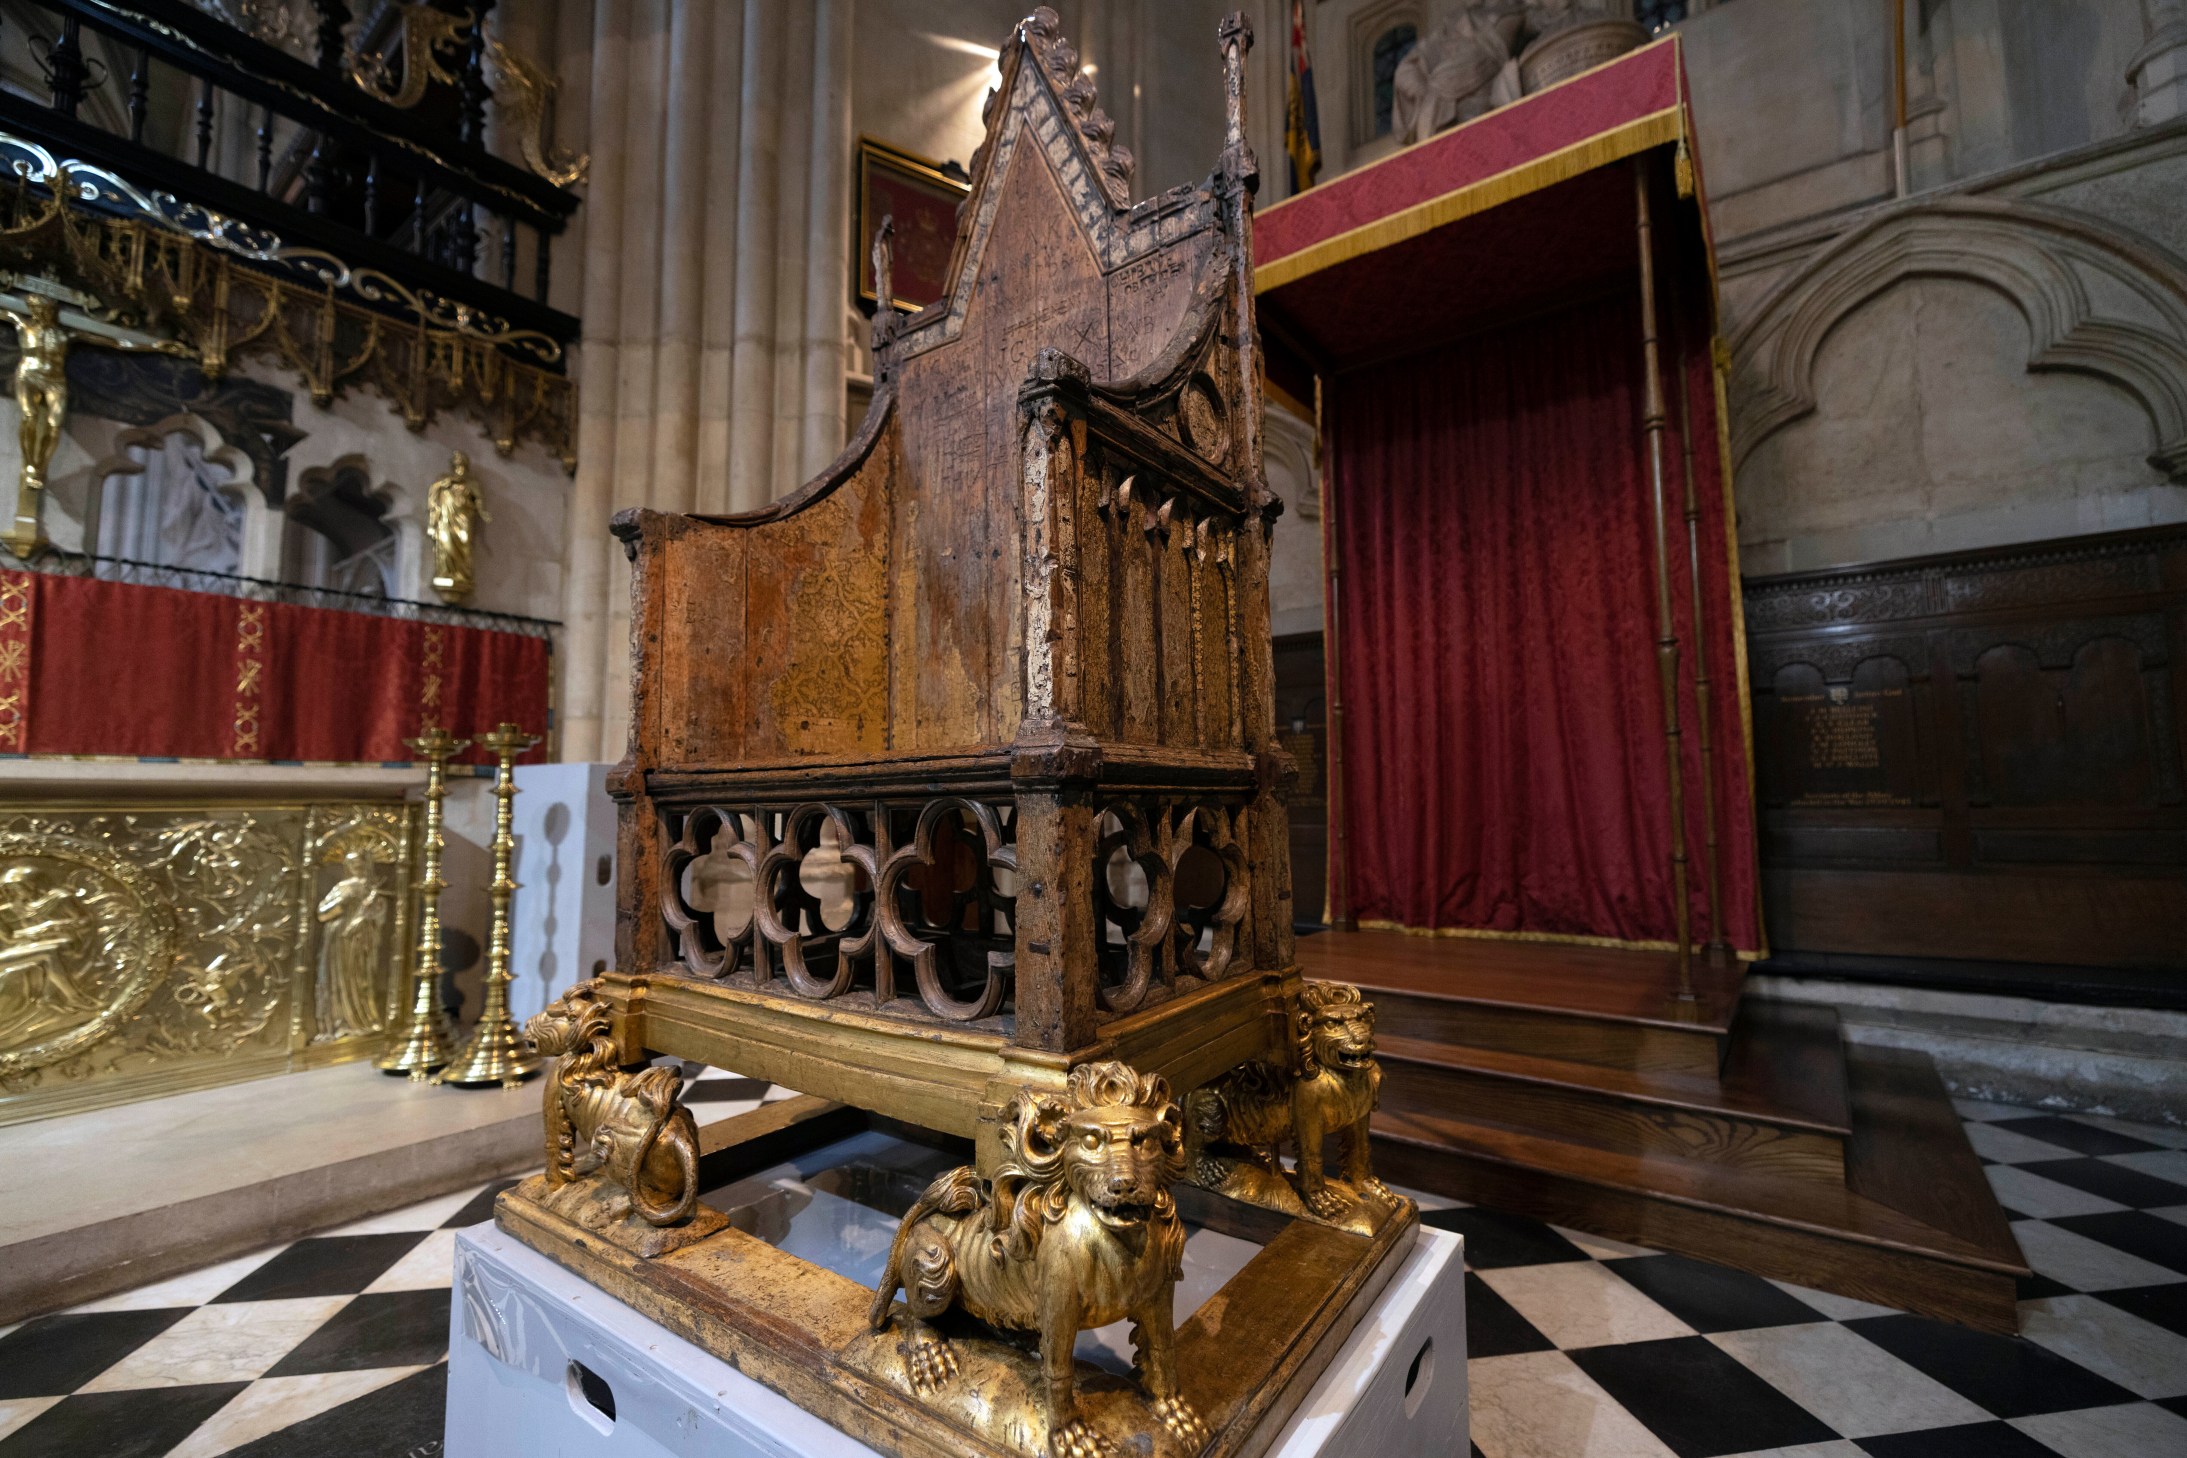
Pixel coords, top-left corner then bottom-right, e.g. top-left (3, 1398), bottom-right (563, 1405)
top-left (1855, 1420), bottom-right (2066, 1457)
top-left (363, 1230), bottom-right (456, 1294)
top-left (1964, 1121), bottom-right (2079, 1165)
top-left (2103, 1149), bottom-right (2187, 1185)
top-left (264, 1290), bottom-right (450, 1377)
top-left (2019, 1294), bottom-right (2187, 1400)
top-left (0, 1308), bottom-right (194, 1398)
top-left (1764, 1279), bottom-right (1895, 1322)
top-left (2011, 1219), bottom-right (2182, 1292)
top-left (78, 1298), bottom-right (351, 1392)
top-left (2010, 1400), bottom-right (2187, 1458)
top-left (1846, 1313), bottom-right (2137, 1417)
top-left (435, 1178), bottom-right (527, 1232)
top-left (1993, 1117), bottom-right (2164, 1159)
top-left (0, 1384), bottom-right (248, 1458)
top-left (1552, 1225), bottom-right (1655, 1260)
top-left (1983, 1164), bottom-right (2129, 1220)
top-left (2096, 1281), bottom-right (2187, 1339)
top-left (1709, 1321), bottom-right (1988, 1438)
top-left (324, 1186), bottom-right (482, 1236)
top-left (65, 1249), bottom-right (286, 1315)
top-left (1423, 1207), bottom-right (1590, 1269)
top-left (1714, 1444), bottom-right (1864, 1458)
top-left (2069, 1114), bottom-right (2187, 1151)
top-left (0, 1396), bottom-right (60, 1442)
top-left (1466, 1350), bottom-right (1679, 1458)
top-left (1572, 1336), bottom-right (1838, 1456)
top-left (2153, 1205), bottom-right (2187, 1228)
top-left (211, 1235), bottom-right (426, 1303)
top-left (161, 1367), bottom-right (426, 1458)
top-left (219, 1363), bottom-right (445, 1458)
top-left (1951, 1098), bottom-right (2029, 1122)
top-left (2019, 1157), bottom-right (2187, 1210)
top-left (1606, 1255), bottom-right (1826, 1334)
top-left (1464, 1272), bottom-right (1557, 1359)
top-left (2047, 1211), bottom-right (2187, 1276)
top-left (1476, 1261), bottom-right (1695, 1350)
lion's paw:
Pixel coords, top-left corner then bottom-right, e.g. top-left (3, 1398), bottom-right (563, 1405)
top-left (900, 1330), bottom-right (958, 1395)
top-left (1305, 1185), bottom-right (1352, 1220)
top-left (1153, 1394), bottom-right (1208, 1449)
top-left (1048, 1417), bottom-right (1119, 1458)
top-left (1357, 1176), bottom-right (1396, 1204)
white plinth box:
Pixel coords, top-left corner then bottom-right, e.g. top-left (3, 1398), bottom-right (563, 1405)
top-left (445, 1221), bottom-right (1468, 1458)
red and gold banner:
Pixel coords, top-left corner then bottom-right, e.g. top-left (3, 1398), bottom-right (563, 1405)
top-left (11, 573), bottom-right (549, 765)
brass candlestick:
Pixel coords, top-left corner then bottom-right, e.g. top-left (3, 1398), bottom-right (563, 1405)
top-left (379, 725), bottom-right (469, 1079)
top-left (438, 722), bottom-right (543, 1087)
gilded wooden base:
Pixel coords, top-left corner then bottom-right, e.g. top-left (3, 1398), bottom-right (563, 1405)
top-left (495, 1100), bottom-right (1418, 1458)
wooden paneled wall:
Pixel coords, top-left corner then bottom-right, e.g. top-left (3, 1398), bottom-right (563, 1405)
top-left (1743, 527), bottom-right (2187, 977)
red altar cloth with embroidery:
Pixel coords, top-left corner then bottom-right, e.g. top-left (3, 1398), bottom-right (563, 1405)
top-left (0, 570), bottom-right (548, 765)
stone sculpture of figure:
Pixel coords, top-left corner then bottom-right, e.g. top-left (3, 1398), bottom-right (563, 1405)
top-left (1, 293), bottom-right (190, 557)
top-left (315, 845), bottom-right (388, 1040)
top-left (1391, 0), bottom-right (1526, 143)
top-left (426, 450), bottom-right (491, 603)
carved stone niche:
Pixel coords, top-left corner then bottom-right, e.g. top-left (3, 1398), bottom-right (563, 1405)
top-left (495, 12), bottom-right (1416, 1458)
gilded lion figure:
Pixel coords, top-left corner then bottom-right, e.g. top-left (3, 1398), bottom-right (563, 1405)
top-left (870, 1060), bottom-right (1207, 1458)
top-left (523, 981), bottom-right (718, 1253)
top-left (1187, 980), bottom-right (1392, 1220)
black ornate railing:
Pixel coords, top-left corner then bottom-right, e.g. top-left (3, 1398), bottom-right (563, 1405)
top-left (0, 0), bottom-right (580, 368)
top-left (16, 546), bottom-right (560, 639)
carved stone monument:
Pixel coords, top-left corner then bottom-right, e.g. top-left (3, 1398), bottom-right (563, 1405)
top-left (496, 12), bottom-right (1415, 1458)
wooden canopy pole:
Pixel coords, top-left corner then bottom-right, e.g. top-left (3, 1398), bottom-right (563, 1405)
top-left (1670, 271), bottom-right (1731, 966)
top-left (1318, 372), bottom-right (1355, 930)
top-left (1633, 157), bottom-right (1695, 1002)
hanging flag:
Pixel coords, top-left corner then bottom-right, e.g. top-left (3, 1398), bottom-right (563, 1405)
top-left (1285, 0), bottom-right (1322, 193)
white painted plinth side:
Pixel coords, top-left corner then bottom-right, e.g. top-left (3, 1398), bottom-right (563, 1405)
top-left (444, 1223), bottom-right (1469, 1458)
top-left (505, 761), bottom-right (618, 1026)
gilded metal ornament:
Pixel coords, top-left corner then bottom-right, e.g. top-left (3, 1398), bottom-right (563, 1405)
top-left (1, 291), bottom-right (189, 557)
top-left (347, 3), bottom-right (473, 109)
top-left (379, 726), bottom-right (466, 1079)
top-left (871, 1061), bottom-right (1206, 1458)
top-left (0, 802), bottom-right (413, 1125)
top-left (438, 721), bottom-right (541, 1086)
top-left (1185, 981), bottom-right (1401, 1232)
top-left (425, 451), bottom-right (491, 605)
top-left (485, 37), bottom-right (591, 188)
top-left (517, 981), bottom-right (724, 1257)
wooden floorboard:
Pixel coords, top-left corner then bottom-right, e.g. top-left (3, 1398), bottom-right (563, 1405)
top-left (1845, 1044), bottom-right (2024, 1271)
top-left (1299, 929), bottom-right (1745, 1034)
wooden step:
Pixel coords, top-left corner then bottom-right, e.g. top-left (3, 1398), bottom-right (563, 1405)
top-left (1377, 1004), bottom-right (1850, 1182)
top-left (1371, 1043), bottom-right (2028, 1333)
top-left (1302, 931), bottom-right (1742, 1076)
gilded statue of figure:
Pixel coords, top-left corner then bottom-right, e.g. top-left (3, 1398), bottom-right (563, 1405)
top-left (0, 863), bottom-right (100, 1054)
top-left (426, 450), bottom-right (490, 603)
top-left (1, 292), bottom-right (190, 557)
top-left (314, 845), bottom-right (388, 1040)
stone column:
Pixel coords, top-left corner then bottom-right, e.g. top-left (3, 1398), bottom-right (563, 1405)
top-left (2131, 0), bottom-right (2187, 127)
top-left (556, 0), bottom-right (856, 764)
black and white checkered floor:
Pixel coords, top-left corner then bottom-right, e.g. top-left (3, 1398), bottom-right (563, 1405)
top-left (2, 1074), bottom-right (2182, 1458)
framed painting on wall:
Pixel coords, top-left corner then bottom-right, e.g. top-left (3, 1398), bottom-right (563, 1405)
top-left (854, 136), bottom-right (971, 312)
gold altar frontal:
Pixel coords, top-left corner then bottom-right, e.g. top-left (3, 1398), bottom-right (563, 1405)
top-left (497, 11), bottom-right (1417, 1457)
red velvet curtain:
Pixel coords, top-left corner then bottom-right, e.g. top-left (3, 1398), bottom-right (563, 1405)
top-left (3, 571), bottom-right (550, 766)
top-left (1329, 287), bottom-right (1761, 949)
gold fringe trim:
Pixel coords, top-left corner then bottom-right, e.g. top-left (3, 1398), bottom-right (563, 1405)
top-left (1256, 107), bottom-right (1685, 294)
top-left (1674, 139), bottom-right (1695, 199)
top-left (1354, 918), bottom-right (1764, 959)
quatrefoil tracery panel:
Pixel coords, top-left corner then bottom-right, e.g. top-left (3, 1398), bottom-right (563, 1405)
top-left (663, 797), bottom-right (1018, 1024)
top-left (1093, 798), bottom-right (1249, 1015)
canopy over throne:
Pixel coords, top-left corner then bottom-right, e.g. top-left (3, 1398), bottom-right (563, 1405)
top-left (607, 8), bottom-right (1297, 1149)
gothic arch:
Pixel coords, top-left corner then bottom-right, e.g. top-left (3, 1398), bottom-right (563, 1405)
top-left (1726, 195), bottom-right (2187, 482)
